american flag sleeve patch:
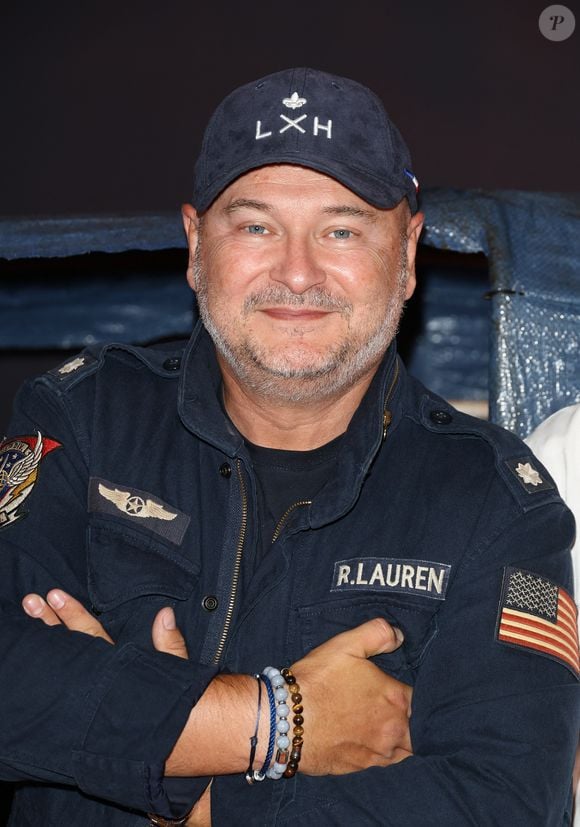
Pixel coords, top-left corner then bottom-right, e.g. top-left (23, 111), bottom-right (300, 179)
top-left (496, 567), bottom-right (579, 679)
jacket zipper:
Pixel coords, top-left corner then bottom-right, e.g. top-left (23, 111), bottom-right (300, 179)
top-left (212, 459), bottom-right (248, 664)
top-left (271, 500), bottom-right (312, 544)
top-left (211, 360), bottom-right (398, 660)
top-left (382, 359), bottom-right (400, 441)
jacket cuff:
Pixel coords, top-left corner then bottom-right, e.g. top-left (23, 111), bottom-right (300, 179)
top-left (72, 643), bottom-right (218, 817)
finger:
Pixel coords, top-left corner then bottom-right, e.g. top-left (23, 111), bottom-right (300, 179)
top-left (324, 617), bottom-right (404, 658)
top-left (385, 715), bottom-right (413, 755)
top-left (186, 782), bottom-right (212, 826)
top-left (45, 589), bottom-right (114, 643)
top-left (386, 747), bottom-right (413, 765)
top-left (152, 607), bottom-right (189, 659)
top-left (22, 594), bottom-right (62, 626)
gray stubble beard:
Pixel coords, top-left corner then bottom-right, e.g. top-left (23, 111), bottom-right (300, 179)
top-left (193, 238), bottom-right (408, 404)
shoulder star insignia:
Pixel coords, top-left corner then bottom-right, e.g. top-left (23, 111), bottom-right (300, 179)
top-left (98, 483), bottom-right (178, 521)
top-left (59, 357), bottom-right (85, 375)
top-left (515, 462), bottom-right (543, 486)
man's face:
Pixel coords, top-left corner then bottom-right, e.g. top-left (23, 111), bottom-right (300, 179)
top-left (183, 165), bottom-right (423, 403)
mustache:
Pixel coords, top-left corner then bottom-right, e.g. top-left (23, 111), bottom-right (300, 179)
top-left (242, 286), bottom-right (353, 317)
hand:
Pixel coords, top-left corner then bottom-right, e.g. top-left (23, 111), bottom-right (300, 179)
top-left (21, 589), bottom-right (188, 655)
top-left (22, 593), bottom-right (411, 782)
top-left (22, 589), bottom-right (115, 642)
top-left (292, 618), bottom-right (413, 775)
top-left (22, 590), bottom-right (211, 825)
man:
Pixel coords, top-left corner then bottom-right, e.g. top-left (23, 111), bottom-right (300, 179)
top-left (1, 68), bottom-right (578, 825)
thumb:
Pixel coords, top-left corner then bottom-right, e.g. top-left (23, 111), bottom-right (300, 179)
top-left (326, 617), bottom-right (404, 659)
top-left (152, 607), bottom-right (189, 659)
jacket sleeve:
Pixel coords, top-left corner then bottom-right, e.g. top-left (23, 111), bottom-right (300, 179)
top-left (313, 502), bottom-right (579, 826)
top-left (0, 377), bottom-right (218, 819)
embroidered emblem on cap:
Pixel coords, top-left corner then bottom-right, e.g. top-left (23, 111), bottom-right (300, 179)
top-left (283, 92), bottom-right (307, 109)
top-left (89, 477), bottom-right (190, 545)
top-left (255, 88), bottom-right (332, 142)
top-left (331, 557), bottom-right (451, 600)
top-left (0, 432), bottom-right (61, 528)
top-left (58, 357), bottom-right (85, 375)
top-left (496, 566), bottom-right (579, 678)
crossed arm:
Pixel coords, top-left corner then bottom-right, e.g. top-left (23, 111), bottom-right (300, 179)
top-left (22, 589), bottom-right (413, 823)
top-left (15, 531), bottom-right (580, 826)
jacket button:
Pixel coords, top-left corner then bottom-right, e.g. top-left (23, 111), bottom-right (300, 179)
top-left (202, 595), bottom-right (219, 612)
top-left (163, 357), bottom-right (181, 371)
top-left (219, 462), bottom-right (232, 478)
top-left (430, 409), bottom-right (452, 425)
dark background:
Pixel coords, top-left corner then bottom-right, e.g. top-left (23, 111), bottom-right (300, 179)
top-left (1, 0), bottom-right (578, 821)
top-left (2, 0), bottom-right (579, 218)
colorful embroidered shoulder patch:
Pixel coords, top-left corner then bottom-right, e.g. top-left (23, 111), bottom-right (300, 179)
top-left (0, 432), bottom-right (61, 528)
top-left (496, 566), bottom-right (579, 678)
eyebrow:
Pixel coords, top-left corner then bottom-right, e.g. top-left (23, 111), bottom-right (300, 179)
top-left (321, 205), bottom-right (377, 223)
top-left (223, 198), bottom-right (273, 214)
top-left (222, 199), bottom-right (377, 222)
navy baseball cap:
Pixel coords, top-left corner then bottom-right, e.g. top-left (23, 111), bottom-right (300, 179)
top-left (192, 67), bottom-right (419, 214)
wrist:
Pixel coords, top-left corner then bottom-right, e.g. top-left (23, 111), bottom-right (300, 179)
top-left (166, 673), bottom-right (260, 776)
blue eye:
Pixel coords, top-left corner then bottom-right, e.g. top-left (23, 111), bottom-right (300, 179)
top-left (330, 229), bottom-right (352, 239)
top-left (246, 224), bottom-right (267, 234)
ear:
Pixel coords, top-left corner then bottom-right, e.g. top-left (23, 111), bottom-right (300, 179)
top-left (181, 203), bottom-right (201, 291)
top-left (403, 210), bottom-right (424, 301)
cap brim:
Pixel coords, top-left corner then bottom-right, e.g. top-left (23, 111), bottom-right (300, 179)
top-left (194, 152), bottom-right (418, 214)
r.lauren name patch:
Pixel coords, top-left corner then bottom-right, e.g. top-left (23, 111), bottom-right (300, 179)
top-left (331, 557), bottom-right (451, 600)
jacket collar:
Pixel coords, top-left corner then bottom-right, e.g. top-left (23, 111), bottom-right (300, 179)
top-left (178, 321), bottom-right (245, 456)
top-left (178, 320), bottom-right (404, 525)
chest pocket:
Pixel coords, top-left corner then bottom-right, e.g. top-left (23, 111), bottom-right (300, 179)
top-left (87, 516), bottom-right (200, 616)
top-left (298, 595), bottom-right (439, 683)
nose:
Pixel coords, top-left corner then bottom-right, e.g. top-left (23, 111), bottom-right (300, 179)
top-left (270, 234), bottom-right (326, 294)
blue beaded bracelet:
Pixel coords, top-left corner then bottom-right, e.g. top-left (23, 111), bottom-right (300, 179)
top-left (262, 666), bottom-right (290, 780)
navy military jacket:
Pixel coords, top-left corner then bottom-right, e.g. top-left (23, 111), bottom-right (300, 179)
top-left (0, 322), bottom-right (578, 825)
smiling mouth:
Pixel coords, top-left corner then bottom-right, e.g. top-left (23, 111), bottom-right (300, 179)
top-left (260, 308), bottom-right (334, 321)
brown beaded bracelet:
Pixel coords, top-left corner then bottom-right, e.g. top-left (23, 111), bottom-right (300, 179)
top-left (281, 667), bottom-right (303, 778)
top-left (147, 812), bottom-right (191, 826)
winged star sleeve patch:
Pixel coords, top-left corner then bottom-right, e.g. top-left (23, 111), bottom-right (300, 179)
top-left (0, 432), bottom-right (61, 528)
top-left (496, 566), bottom-right (579, 678)
top-left (88, 477), bottom-right (190, 545)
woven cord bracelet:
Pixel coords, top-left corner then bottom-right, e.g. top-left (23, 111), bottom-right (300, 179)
top-left (245, 675), bottom-right (262, 784)
top-left (253, 673), bottom-right (276, 781)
